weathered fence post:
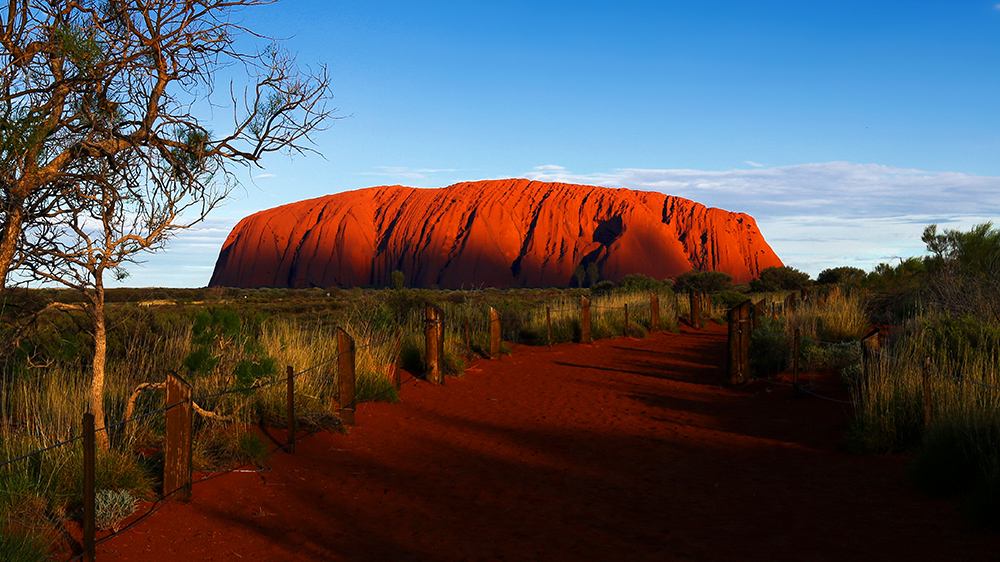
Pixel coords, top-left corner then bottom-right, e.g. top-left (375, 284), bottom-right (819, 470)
top-left (464, 318), bottom-right (472, 357)
top-left (286, 365), bottom-right (296, 453)
top-left (580, 296), bottom-right (592, 343)
top-left (785, 292), bottom-right (798, 314)
top-left (792, 328), bottom-right (801, 392)
top-left (673, 291), bottom-right (680, 326)
top-left (337, 328), bottom-right (357, 422)
top-left (546, 305), bottom-right (553, 347)
top-left (489, 306), bottom-right (502, 359)
top-left (923, 357), bottom-right (934, 428)
top-left (752, 300), bottom-right (765, 332)
top-left (650, 293), bottom-right (660, 332)
top-left (624, 303), bottom-right (630, 337)
top-left (860, 327), bottom-right (880, 372)
top-left (424, 307), bottom-right (443, 383)
top-left (164, 371), bottom-right (193, 502)
top-left (727, 301), bottom-right (752, 384)
top-left (689, 290), bottom-right (702, 329)
top-left (82, 412), bottom-right (96, 562)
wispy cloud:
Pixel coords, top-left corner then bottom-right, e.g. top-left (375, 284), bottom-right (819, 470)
top-left (362, 166), bottom-right (460, 181)
top-left (253, 172), bottom-right (277, 180)
top-left (743, 160), bottom-right (765, 168)
top-left (525, 161), bottom-right (1000, 275)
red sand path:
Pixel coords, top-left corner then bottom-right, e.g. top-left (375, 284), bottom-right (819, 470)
top-left (100, 325), bottom-right (1000, 561)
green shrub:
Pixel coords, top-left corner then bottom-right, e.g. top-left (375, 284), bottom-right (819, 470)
top-left (750, 266), bottom-right (812, 292)
top-left (674, 270), bottom-right (732, 293)
top-left (0, 531), bottom-right (49, 562)
top-left (750, 317), bottom-right (788, 377)
top-left (712, 290), bottom-right (748, 309)
top-left (590, 281), bottom-right (615, 296)
top-left (95, 489), bottom-right (138, 531)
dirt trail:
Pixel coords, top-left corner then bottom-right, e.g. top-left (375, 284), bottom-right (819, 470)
top-left (100, 325), bottom-right (1000, 561)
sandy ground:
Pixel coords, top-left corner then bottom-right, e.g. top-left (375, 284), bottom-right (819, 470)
top-left (94, 324), bottom-right (1000, 561)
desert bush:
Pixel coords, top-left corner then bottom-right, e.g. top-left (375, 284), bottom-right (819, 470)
top-left (750, 266), bottom-right (812, 292)
top-left (673, 270), bottom-right (732, 293)
top-left (95, 489), bottom-right (138, 531)
top-left (750, 317), bottom-right (788, 377)
top-left (817, 266), bottom-right (866, 286)
top-left (0, 531), bottom-right (49, 562)
top-left (711, 290), bottom-right (748, 309)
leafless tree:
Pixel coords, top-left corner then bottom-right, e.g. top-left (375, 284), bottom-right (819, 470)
top-left (2, 0), bottom-right (331, 446)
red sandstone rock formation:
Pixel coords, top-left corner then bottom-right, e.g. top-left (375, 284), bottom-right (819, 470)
top-left (209, 179), bottom-right (783, 288)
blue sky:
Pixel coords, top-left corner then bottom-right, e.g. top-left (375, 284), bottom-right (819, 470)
top-left (122, 0), bottom-right (1000, 287)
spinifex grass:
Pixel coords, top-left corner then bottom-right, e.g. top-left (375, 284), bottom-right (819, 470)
top-left (851, 314), bottom-right (1000, 525)
top-left (0, 285), bottom-right (672, 553)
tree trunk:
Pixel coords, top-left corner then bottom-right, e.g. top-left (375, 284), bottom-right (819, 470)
top-left (89, 278), bottom-right (110, 450)
top-left (0, 205), bottom-right (25, 291)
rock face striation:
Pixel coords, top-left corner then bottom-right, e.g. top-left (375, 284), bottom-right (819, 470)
top-left (209, 179), bottom-right (783, 288)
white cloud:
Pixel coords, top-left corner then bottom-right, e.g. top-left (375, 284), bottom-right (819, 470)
top-left (362, 166), bottom-right (460, 181)
top-left (253, 172), bottom-right (277, 180)
top-left (525, 162), bottom-right (1000, 276)
top-left (995, 2), bottom-right (1000, 10)
top-left (743, 160), bottom-right (765, 168)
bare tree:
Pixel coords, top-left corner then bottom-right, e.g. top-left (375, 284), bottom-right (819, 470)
top-left (0, 0), bottom-right (330, 290)
top-left (4, 0), bottom-right (331, 447)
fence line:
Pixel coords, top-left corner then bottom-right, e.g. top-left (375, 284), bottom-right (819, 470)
top-left (0, 290), bottom-right (687, 560)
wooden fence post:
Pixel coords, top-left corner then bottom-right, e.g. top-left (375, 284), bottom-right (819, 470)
top-left (752, 301), bottom-right (765, 332)
top-left (860, 327), bottom-right (880, 372)
top-left (424, 307), bottom-right (443, 383)
top-left (785, 292), bottom-right (798, 314)
top-left (489, 306), bottom-right (502, 359)
top-left (740, 302), bottom-right (751, 381)
top-left (673, 291), bottom-right (680, 326)
top-left (82, 412), bottom-right (96, 562)
top-left (624, 303), bottom-right (630, 337)
top-left (727, 301), bottom-right (752, 385)
top-left (464, 318), bottom-right (472, 357)
top-left (923, 357), bottom-right (933, 428)
top-left (286, 365), bottom-right (296, 453)
top-left (164, 371), bottom-right (193, 502)
top-left (546, 305), bottom-right (553, 347)
top-left (689, 290), bottom-right (702, 329)
top-left (650, 293), bottom-right (660, 332)
top-left (580, 296), bottom-right (592, 344)
top-left (337, 328), bottom-right (357, 423)
top-left (792, 328), bottom-right (801, 392)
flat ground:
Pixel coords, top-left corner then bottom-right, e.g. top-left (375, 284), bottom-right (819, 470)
top-left (99, 324), bottom-right (1000, 561)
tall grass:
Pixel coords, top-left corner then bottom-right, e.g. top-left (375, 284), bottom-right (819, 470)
top-left (1, 286), bottom-right (673, 554)
top-left (851, 315), bottom-right (1000, 523)
top-left (748, 289), bottom-right (868, 378)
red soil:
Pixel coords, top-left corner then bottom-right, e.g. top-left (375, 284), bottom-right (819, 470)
top-left (209, 179), bottom-right (783, 288)
top-left (97, 325), bottom-right (998, 561)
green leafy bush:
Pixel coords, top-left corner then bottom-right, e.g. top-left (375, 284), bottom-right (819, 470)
top-left (750, 317), bottom-right (788, 377)
top-left (674, 270), bottom-right (732, 293)
top-left (750, 266), bottom-right (811, 292)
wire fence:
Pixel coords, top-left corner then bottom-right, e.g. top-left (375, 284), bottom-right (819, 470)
top-left (1, 290), bottom-right (684, 559)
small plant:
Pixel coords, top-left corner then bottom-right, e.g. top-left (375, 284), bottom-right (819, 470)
top-left (390, 269), bottom-right (405, 290)
top-left (750, 317), bottom-right (788, 377)
top-left (0, 531), bottom-right (50, 562)
top-left (95, 489), bottom-right (138, 531)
